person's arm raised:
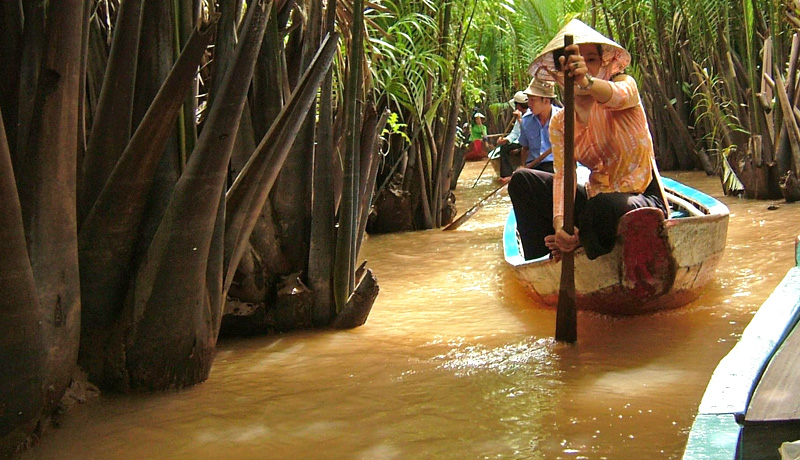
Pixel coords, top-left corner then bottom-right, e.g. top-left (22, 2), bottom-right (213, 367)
top-left (561, 43), bottom-right (629, 105)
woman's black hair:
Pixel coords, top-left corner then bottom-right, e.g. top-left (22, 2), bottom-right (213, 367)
top-left (552, 43), bottom-right (603, 71)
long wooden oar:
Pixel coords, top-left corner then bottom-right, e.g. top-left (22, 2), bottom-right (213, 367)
top-left (555, 34), bottom-right (577, 343)
top-left (443, 181), bottom-right (508, 231)
top-left (524, 147), bottom-right (552, 169)
top-left (471, 156), bottom-right (495, 188)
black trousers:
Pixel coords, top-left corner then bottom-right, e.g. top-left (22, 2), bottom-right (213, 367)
top-left (532, 161), bottom-right (554, 173)
top-left (498, 142), bottom-right (522, 177)
top-left (508, 168), bottom-right (667, 260)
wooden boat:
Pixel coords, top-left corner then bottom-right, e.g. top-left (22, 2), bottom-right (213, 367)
top-left (487, 145), bottom-right (520, 179)
top-left (683, 236), bottom-right (800, 459)
top-left (487, 147), bottom-right (503, 177)
top-left (503, 177), bottom-right (730, 315)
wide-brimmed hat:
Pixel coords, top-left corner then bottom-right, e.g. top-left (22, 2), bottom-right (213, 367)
top-left (474, 112), bottom-right (486, 119)
top-left (508, 91), bottom-right (528, 107)
top-left (527, 18), bottom-right (630, 81)
top-left (523, 77), bottom-right (556, 98)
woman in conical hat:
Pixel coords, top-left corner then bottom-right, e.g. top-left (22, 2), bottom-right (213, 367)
top-left (508, 19), bottom-right (668, 261)
top-left (527, 18), bottom-right (630, 82)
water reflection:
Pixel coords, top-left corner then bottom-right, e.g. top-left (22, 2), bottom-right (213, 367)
top-left (20, 164), bottom-right (800, 460)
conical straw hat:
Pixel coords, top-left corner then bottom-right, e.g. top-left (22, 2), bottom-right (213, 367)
top-left (527, 18), bottom-right (630, 81)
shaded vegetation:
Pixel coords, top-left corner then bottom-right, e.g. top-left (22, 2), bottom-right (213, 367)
top-left (1, 0), bottom-right (383, 453)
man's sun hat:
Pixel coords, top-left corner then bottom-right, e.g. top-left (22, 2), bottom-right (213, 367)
top-left (523, 77), bottom-right (556, 99)
top-left (474, 112), bottom-right (486, 119)
top-left (508, 91), bottom-right (528, 107)
top-left (527, 18), bottom-right (630, 81)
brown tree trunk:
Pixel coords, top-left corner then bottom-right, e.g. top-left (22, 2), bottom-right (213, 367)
top-left (0, 112), bottom-right (45, 457)
top-left (123, 2), bottom-right (270, 390)
top-left (79, 0), bottom-right (144, 225)
top-left (16, 0), bottom-right (85, 414)
top-left (308, 0), bottom-right (338, 327)
top-left (14, 1), bottom-right (45, 172)
top-left (729, 135), bottom-right (775, 199)
top-left (133, 0), bottom-right (181, 260)
top-left (0, 3), bottom-right (22, 161)
top-left (77, 20), bottom-right (217, 387)
top-left (223, 32), bottom-right (340, 311)
top-left (270, 114), bottom-right (314, 273)
top-left (356, 104), bottom-right (389, 254)
top-left (251, 8), bottom-right (285, 142)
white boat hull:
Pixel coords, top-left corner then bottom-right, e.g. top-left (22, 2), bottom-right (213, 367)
top-left (503, 178), bottom-right (729, 315)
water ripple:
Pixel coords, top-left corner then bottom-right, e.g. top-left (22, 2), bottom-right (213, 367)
top-left (432, 338), bottom-right (560, 378)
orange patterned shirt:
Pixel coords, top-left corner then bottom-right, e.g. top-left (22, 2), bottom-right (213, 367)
top-left (550, 76), bottom-right (655, 220)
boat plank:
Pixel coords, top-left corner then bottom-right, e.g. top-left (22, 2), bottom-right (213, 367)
top-left (683, 239), bottom-right (800, 459)
top-left (698, 267), bottom-right (800, 415)
top-left (665, 191), bottom-right (705, 217)
top-left (746, 282), bottom-right (800, 422)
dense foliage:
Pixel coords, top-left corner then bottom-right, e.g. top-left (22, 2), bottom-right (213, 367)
top-left (466, 0), bottom-right (800, 198)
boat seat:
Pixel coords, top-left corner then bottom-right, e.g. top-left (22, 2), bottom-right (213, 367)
top-left (669, 209), bottom-right (689, 219)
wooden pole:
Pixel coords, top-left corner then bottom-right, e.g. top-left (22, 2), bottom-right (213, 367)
top-left (471, 155), bottom-right (494, 188)
top-left (443, 182), bottom-right (507, 231)
top-left (555, 35), bottom-right (577, 343)
top-left (471, 116), bottom-right (519, 187)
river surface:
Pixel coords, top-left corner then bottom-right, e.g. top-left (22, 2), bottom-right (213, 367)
top-left (21, 162), bottom-right (800, 459)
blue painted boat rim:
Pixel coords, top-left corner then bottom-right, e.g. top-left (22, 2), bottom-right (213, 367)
top-left (660, 176), bottom-right (729, 216)
top-left (682, 413), bottom-right (741, 460)
top-left (697, 267), bottom-right (800, 416)
top-left (503, 176), bottom-right (729, 268)
top-left (683, 254), bottom-right (800, 459)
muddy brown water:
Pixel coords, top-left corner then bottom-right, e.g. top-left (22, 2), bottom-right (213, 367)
top-left (20, 162), bottom-right (800, 459)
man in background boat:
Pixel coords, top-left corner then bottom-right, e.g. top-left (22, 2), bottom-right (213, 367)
top-left (493, 91), bottom-right (528, 183)
top-left (508, 19), bottom-right (668, 261)
top-left (518, 78), bottom-right (561, 173)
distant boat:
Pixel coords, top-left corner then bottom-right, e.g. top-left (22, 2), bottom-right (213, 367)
top-left (503, 177), bottom-right (730, 315)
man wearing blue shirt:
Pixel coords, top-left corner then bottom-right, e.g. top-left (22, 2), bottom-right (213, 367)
top-left (518, 77), bottom-right (561, 173)
top-left (494, 91), bottom-right (528, 181)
